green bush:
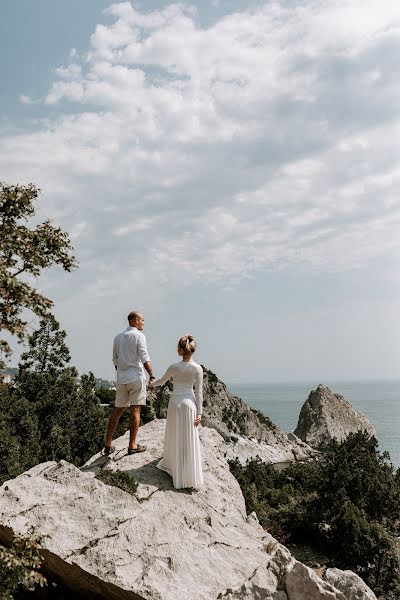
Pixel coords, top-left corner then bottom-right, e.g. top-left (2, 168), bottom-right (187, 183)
top-left (0, 535), bottom-right (46, 599)
top-left (229, 432), bottom-right (400, 598)
top-left (95, 469), bottom-right (138, 494)
top-left (95, 387), bottom-right (116, 405)
top-left (0, 319), bottom-right (112, 485)
top-left (250, 407), bottom-right (276, 430)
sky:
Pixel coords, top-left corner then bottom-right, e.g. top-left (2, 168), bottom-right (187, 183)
top-left (1, 0), bottom-right (399, 384)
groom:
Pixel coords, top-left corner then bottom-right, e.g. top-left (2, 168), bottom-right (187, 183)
top-left (103, 310), bottom-right (155, 455)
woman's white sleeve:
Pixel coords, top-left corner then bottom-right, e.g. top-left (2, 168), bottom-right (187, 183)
top-left (194, 367), bottom-right (204, 417)
top-left (152, 365), bottom-right (173, 387)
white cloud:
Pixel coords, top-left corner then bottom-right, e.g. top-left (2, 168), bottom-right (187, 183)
top-left (70, 221), bottom-right (88, 240)
top-left (113, 217), bottom-right (156, 235)
top-left (1, 0), bottom-right (400, 292)
top-left (19, 94), bottom-right (34, 104)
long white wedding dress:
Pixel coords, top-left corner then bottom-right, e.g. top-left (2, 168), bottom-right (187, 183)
top-left (153, 360), bottom-right (204, 489)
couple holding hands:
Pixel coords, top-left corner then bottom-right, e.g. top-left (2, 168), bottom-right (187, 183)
top-left (103, 310), bottom-right (204, 490)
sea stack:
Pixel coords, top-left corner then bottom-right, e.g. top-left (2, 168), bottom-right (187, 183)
top-left (294, 384), bottom-right (376, 449)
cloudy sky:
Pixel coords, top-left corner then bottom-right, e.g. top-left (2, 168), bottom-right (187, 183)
top-left (1, 0), bottom-right (399, 383)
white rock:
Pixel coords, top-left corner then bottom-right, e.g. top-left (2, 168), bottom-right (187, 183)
top-left (294, 385), bottom-right (376, 449)
top-left (286, 562), bottom-right (347, 599)
top-left (0, 420), bottom-right (357, 600)
top-left (223, 434), bottom-right (304, 465)
top-left (323, 568), bottom-right (377, 600)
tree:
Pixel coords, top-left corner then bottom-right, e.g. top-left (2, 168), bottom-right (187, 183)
top-left (95, 386), bottom-right (116, 405)
top-left (69, 372), bottom-right (109, 464)
top-left (0, 317), bottom-right (109, 481)
top-left (0, 391), bottom-right (41, 484)
top-left (313, 431), bottom-right (400, 528)
top-left (18, 314), bottom-right (71, 374)
top-left (0, 182), bottom-right (77, 364)
top-left (0, 535), bottom-right (46, 598)
top-left (14, 317), bottom-right (77, 463)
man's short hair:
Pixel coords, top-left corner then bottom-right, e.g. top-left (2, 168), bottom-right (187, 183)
top-left (128, 310), bottom-right (142, 323)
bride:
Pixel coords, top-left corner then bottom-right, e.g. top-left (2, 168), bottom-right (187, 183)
top-left (150, 335), bottom-right (203, 489)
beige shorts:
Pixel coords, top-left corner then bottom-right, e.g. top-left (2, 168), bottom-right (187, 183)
top-left (115, 379), bottom-right (146, 408)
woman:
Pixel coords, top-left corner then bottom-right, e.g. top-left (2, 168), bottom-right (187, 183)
top-left (150, 335), bottom-right (204, 489)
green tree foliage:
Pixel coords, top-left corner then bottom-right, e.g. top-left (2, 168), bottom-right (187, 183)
top-left (95, 386), bottom-right (116, 405)
top-left (0, 182), bottom-right (76, 363)
top-left (0, 535), bottom-right (46, 599)
top-left (68, 372), bottom-right (110, 465)
top-left (230, 431), bottom-right (400, 598)
top-left (19, 314), bottom-right (71, 374)
top-left (0, 317), bottom-right (109, 484)
top-left (313, 432), bottom-right (400, 527)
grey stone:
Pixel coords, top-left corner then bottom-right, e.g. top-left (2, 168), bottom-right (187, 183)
top-left (286, 562), bottom-right (347, 599)
top-left (0, 420), bottom-right (348, 600)
top-left (323, 568), bottom-right (377, 600)
top-left (294, 384), bottom-right (376, 449)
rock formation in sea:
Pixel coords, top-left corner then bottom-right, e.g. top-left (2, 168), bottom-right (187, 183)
top-left (294, 384), bottom-right (376, 449)
top-left (0, 420), bottom-right (377, 600)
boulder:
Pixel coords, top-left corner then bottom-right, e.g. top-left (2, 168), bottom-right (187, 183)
top-left (294, 385), bottom-right (376, 449)
top-left (285, 562), bottom-right (346, 599)
top-left (323, 568), bottom-right (377, 600)
top-left (0, 420), bottom-right (352, 600)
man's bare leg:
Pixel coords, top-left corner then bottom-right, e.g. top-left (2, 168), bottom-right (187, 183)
top-left (105, 407), bottom-right (125, 448)
top-left (128, 406), bottom-right (141, 450)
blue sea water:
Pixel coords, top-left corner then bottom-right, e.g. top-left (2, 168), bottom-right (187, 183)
top-left (228, 381), bottom-right (400, 468)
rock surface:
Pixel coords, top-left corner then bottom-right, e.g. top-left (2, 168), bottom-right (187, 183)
top-left (0, 420), bottom-right (352, 600)
top-left (149, 366), bottom-right (316, 464)
top-left (323, 568), bottom-right (377, 600)
top-left (294, 384), bottom-right (376, 449)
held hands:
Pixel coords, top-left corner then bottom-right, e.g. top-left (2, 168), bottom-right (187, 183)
top-left (194, 415), bottom-right (202, 427)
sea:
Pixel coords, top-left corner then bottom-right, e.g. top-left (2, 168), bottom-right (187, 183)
top-left (228, 380), bottom-right (400, 468)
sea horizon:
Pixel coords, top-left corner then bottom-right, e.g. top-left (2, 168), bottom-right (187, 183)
top-left (227, 377), bottom-right (400, 386)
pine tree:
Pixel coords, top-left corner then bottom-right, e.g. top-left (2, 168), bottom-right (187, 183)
top-left (18, 314), bottom-right (71, 374)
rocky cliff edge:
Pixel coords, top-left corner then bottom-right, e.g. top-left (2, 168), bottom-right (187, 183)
top-left (0, 420), bottom-right (376, 600)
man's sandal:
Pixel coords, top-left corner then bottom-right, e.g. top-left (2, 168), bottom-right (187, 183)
top-left (127, 444), bottom-right (147, 455)
top-left (102, 445), bottom-right (116, 455)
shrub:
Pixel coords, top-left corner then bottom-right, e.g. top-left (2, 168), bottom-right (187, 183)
top-left (250, 407), bottom-right (276, 430)
top-left (0, 535), bottom-right (46, 599)
top-left (95, 469), bottom-right (138, 494)
top-left (229, 432), bottom-right (400, 598)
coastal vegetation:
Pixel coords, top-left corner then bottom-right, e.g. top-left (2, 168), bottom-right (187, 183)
top-left (0, 316), bottom-right (109, 484)
top-left (229, 432), bottom-right (400, 599)
top-left (95, 470), bottom-right (138, 494)
top-left (0, 535), bottom-right (46, 599)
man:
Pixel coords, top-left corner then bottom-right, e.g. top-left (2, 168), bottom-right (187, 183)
top-left (103, 310), bottom-right (155, 455)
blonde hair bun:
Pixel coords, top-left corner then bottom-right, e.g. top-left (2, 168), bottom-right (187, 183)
top-left (178, 334), bottom-right (196, 354)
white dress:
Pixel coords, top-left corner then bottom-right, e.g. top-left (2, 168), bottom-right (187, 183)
top-left (153, 360), bottom-right (204, 489)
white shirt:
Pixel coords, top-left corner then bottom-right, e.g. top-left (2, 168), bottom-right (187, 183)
top-left (113, 326), bottom-right (150, 385)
